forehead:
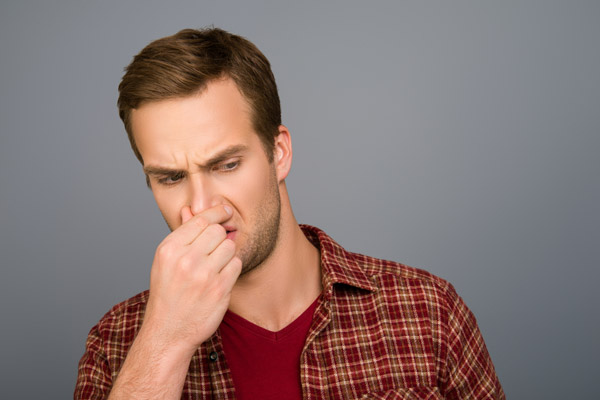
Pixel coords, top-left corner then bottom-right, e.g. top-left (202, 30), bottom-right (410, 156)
top-left (130, 78), bottom-right (257, 165)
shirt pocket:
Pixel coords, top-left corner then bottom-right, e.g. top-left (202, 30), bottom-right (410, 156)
top-left (358, 386), bottom-right (443, 400)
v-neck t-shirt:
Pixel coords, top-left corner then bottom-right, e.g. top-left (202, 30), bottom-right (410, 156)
top-left (221, 297), bottom-right (320, 400)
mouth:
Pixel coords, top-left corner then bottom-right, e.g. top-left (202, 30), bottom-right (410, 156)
top-left (223, 226), bottom-right (237, 241)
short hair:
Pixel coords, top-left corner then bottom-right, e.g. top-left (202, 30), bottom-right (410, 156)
top-left (117, 28), bottom-right (281, 164)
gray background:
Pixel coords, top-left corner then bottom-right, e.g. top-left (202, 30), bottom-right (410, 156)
top-left (1, 0), bottom-right (598, 398)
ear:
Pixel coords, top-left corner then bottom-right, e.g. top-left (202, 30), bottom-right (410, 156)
top-left (273, 125), bottom-right (292, 182)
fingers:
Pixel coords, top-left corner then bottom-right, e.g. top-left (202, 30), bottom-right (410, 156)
top-left (192, 224), bottom-right (228, 255)
top-left (184, 234), bottom-right (236, 272)
top-left (213, 256), bottom-right (242, 294)
top-left (208, 237), bottom-right (236, 267)
top-left (220, 256), bottom-right (242, 280)
top-left (195, 204), bottom-right (232, 226)
top-left (172, 204), bottom-right (233, 245)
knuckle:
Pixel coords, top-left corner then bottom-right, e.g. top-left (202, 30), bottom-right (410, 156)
top-left (156, 242), bottom-right (175, 259)
top-left (177, 254), bottom-right (194, 271)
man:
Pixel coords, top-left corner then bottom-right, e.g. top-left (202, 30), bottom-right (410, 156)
top-left (75, 28), bottom-right (504, 399)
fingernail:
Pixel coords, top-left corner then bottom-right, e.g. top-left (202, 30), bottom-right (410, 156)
top-left (224, 205), bottom-right (233, 215)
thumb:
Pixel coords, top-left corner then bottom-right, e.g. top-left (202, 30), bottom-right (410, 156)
top-left (180, 206), bottom-right (194, 224)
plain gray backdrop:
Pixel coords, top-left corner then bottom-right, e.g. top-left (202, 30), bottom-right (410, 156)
top-left (1, 1), bottom-right (599, 398)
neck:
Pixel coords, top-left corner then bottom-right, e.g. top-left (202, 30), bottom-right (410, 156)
top-left (228, 186), bottom-right (322, 331)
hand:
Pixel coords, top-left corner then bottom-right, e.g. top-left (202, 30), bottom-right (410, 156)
top-left (142, 204), bottom-right (242, 354)
top-left (107, 204), bottom-right (241, 399)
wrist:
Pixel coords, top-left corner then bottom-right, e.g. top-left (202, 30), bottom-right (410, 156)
top-left (135, 317), bottom-right (202, 360)
top-left (108, 323), bottom-right (198, 399)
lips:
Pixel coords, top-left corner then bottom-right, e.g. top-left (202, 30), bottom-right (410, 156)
top-left (223, 226), bottom-right (237, 241)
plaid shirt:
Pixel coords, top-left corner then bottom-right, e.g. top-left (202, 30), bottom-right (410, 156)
top-left (75, 225), bottom-right (504, 399)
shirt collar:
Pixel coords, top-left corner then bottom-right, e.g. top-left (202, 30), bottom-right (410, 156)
top-left (300, 224), bottom-right (377, 298)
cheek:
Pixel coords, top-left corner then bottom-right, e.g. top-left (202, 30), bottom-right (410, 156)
top-left (227, 165), bottom-right (273, 216)
top-left (153, 189), bottom-right (186, 227)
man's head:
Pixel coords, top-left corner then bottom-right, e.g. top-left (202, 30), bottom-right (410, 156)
top-left (118, 28), bottom-right (293, 275)
top-left (118, 27), bottom-right (281, 166)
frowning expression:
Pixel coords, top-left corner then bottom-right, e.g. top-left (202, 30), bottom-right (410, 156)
top-left (130, 78), bottom-right (285, 273)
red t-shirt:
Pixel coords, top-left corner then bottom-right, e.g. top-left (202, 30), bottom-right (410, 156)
top-left (221, 297), bottom-right (319, 400)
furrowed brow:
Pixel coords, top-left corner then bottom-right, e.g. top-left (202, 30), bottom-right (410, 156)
top-left (142, 145), bottom-right (249, 175)
top-left (143, 165), bottom-right (185, 177)
top-left (200, 145), bottom-right (248, 169)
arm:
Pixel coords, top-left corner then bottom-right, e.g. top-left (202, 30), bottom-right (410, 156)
top-left (75, 205), bottom-right (241, 399)
top-left (442, 289), bottom-right (505, 400)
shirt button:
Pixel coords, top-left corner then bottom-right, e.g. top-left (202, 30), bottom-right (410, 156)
top-left (209, 351), bottom-right (219, 362)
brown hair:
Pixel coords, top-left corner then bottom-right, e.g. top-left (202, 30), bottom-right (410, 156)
top-left (117, 28), bottom-right (281, 164)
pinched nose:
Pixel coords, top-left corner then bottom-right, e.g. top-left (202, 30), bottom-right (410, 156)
top-left (188, 175), bottom-right (226, 216)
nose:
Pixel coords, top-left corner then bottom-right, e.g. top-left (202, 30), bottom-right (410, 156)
top-left (189, 174), bottom-right (221, 216)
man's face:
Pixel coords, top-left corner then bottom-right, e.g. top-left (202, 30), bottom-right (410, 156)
top-left (130, 78), bottom-right (282, 274)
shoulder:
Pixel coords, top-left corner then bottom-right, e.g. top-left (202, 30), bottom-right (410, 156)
top-left (347, 251), bottom-right (462, 314)
top-left (78, 291), bottom-right (150, 384)
top-left (355, 251), bottom-right (457, 298)
top-left (98, 290), bottom-right (149, 324)
top-left (352, 250), bottom-right (452, 290)
top-left (91, 290), bottom-right (149, 343)
top-left (302, 224), bottom-right (461, 309)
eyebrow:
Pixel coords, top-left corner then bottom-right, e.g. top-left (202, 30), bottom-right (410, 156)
top-left (143, 144), bottom-right (249, 176)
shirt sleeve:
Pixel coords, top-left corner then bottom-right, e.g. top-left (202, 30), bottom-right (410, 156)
top-left (74, 323), bottom-right (113, 400)
top-left (442, 289), bottom-right (505, 400)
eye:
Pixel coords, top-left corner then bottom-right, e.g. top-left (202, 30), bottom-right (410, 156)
top-left (157, 172), bottom-right (184, 185)
top-left (216, 160), bottom-right (240, 172)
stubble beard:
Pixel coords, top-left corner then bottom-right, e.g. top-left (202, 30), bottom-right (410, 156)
top-left (237, 169), bottom-right (281, 276)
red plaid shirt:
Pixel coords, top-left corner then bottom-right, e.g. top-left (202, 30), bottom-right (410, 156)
top-left (75, 225), bottom-right (504, 399)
